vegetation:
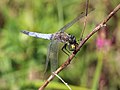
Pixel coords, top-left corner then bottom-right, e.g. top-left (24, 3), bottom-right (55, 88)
top-left (0, 0), bottom-right (120, 90)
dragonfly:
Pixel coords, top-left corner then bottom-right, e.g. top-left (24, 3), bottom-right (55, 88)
top-left (21, 11), bottom-right (91, 72)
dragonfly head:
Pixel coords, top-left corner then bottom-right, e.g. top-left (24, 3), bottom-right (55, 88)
top-left (68, 34), bottom-right (78, 51)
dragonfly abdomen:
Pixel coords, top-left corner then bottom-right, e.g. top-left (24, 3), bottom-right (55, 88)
top-left (21, 30), bottom-right (53, 40)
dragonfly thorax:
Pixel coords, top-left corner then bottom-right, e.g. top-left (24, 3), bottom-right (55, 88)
top-left (52, 32), bottom-right (70, 43)
top-left (52, 32), bottom-right (78, 51)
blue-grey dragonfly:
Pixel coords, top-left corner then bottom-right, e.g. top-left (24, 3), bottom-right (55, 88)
top-left (21, 11), bottom-right (89, 72)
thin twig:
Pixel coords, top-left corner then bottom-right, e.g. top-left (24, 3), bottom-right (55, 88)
top-left (80, 0), bottom-right (89, 41)
top-left (38, 3), bottom-right (120, 90)
top-left (52, 72), bottom-right (72, 90)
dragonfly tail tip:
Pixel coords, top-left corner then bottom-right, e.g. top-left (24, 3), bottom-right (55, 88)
top-left (21, 30), bottom-right (29, 34)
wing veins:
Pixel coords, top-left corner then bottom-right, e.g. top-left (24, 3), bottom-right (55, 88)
top-left (59, 9), bottom-right (94, 32)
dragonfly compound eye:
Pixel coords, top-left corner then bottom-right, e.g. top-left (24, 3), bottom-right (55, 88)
top-left (68, 34), bottom-right (77, 44)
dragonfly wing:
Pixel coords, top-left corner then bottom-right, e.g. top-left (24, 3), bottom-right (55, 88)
top-left (59, 9), bottom-right (94, 32)
top-left (21, 30), bottom-right (52, 40)
top-left (46, 40), bottom-right (59, 72)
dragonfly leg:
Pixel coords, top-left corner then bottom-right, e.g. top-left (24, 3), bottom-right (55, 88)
top-left (62, 44), bottom-right (70, 56)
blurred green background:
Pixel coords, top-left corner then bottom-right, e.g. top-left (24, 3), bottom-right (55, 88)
top-left (0, 0), bottom-right (120, 90)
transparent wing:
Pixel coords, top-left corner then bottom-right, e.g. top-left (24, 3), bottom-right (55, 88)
top-left (21, 30), bottom-right (52, 40)
top-left (59, 10), bottom-right (93, 32)
top-left (46, 40), bottom-right (59, 72)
